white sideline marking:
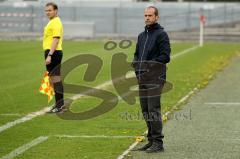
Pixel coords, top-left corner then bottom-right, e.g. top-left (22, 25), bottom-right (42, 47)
top-left (187, 138), bottom-right (240, 141)
top-left (0, 45), bottom-right (200, 134)
top-left (54, 135), bottom-right (142, 139)
top-left (0, 107), bottom-right (50, 133)
top-left (117, 141), bottom-right (139, 159)
top-left (117, 130), bottom-right (147, 159)
top-left (171, 45), bottom-right (200, 59)
top-left (0, 114), bottom-right (22, 117)
top-left (0, 135), bottom-right (143, 159)
top-left (176, 88), bottom-right (198, 105)
top-left (205, 102), bottom-right (240, 105)
top-left (70, 80), bottom-right (114, 100)
top-left (0, 136), bottom-right (48, 159)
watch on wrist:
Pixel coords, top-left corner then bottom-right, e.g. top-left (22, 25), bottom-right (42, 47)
top-left (48, 53), bottom-right (52, 56)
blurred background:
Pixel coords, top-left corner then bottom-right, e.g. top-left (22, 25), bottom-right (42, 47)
top-left (0, 0), bottom-right (240, 42)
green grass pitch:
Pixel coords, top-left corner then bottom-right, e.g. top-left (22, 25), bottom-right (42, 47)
top-left (0, 40), bottom-right (240, 159)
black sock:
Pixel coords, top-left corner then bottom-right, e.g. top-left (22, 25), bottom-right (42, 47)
top-left (53, 81), bottom-right (64, 108)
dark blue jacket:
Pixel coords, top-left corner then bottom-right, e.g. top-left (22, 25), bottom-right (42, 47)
top-left (132, 23), bottom-right (171, 81)
top-left (133, 23), bottom-right (171, 64)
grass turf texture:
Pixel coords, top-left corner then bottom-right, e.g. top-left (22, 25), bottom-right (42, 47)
top-left (0, 41), bottom-right (240, 159)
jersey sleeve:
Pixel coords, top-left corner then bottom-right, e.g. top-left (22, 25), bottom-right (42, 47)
top-left (52, 21), bottom-right (62, 38)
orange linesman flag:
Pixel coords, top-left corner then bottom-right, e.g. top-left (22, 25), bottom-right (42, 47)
top-left (39, 71), bottom-right (54, 103)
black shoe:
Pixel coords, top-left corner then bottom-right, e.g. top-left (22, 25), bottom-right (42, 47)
top-left (132, 142), bottom-right (153, 151)
top-left (146, 142), bottom-right (164, 153)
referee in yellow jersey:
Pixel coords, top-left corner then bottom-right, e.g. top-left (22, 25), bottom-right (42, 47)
top-left (43, 2), bottom-right (64, 113)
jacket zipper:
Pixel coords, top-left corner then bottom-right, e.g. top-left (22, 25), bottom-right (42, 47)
top-left (139, 29), bottom-right (149, 80)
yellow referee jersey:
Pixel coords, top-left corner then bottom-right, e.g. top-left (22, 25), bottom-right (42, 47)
top-left (43, 17), bottom-right (63, 51)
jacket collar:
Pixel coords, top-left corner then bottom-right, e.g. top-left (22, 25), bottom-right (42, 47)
top-left (145, 23), bottom-right (162, 32)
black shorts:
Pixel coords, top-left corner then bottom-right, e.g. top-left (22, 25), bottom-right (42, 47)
top-left (44, 50), bottom-right (63, 76)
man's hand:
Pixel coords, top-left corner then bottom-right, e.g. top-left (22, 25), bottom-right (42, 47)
top-left (45, 55), bottom-right (51, 65)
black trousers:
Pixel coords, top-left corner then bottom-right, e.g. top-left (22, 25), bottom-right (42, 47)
top-left (44, 50), bottom-right (64, 107)
top-left (139, 83), bottom-right (164, 145)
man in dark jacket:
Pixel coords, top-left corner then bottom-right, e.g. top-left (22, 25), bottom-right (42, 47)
top-left (132, 6), bottom-right (171, 153)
